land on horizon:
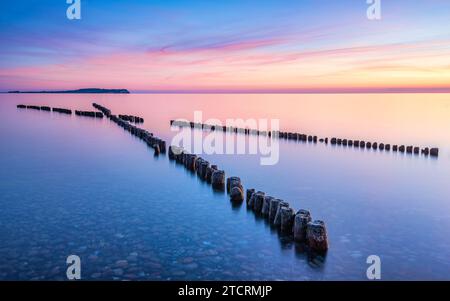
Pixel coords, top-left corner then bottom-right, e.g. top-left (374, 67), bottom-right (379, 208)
top-left (7, 88), bottom-right (130, 94)
top-left (3, 87), bottom-right (450, 94)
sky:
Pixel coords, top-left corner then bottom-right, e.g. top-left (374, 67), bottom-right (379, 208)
top-left (0, 0), bottom-right (450, 93)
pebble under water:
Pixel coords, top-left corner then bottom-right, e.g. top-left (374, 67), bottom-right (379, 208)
top-left (1, 94), bottom-right (450, 280)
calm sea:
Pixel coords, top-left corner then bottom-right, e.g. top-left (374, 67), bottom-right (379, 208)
top-left (0, 93), bottom-right (449, 280)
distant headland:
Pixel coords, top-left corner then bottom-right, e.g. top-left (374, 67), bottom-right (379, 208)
top-left (7, 88), bottom-right (130, 94)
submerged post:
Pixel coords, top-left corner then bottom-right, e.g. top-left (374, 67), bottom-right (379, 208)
top-left (293, 209), bottom-right (312, 242)
top-left (211, 170), bottom-right (225, 190)
top-left (273, 201), bottom-right (289, 227)
top-left (246, 189), bottom-right (255, 206)
top-left (268, 198), bottom-right (281, 224)
top-left (307, 220), bottom-right (329, 252)
top-left (280, 207), bottom-right (295, 234)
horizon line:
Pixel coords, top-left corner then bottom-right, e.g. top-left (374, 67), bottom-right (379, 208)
top-left (3, 87), bottom-right (450, 94)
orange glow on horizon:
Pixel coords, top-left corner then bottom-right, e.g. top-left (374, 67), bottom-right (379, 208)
top-left (1, 38), bottom-right (450, 92)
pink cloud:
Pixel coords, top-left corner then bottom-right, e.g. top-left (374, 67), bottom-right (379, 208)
top-left (1, 37), bottom-right (450, 92)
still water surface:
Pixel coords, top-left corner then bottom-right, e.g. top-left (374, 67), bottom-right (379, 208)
top-left (0, 93), bottom-right (449, 280)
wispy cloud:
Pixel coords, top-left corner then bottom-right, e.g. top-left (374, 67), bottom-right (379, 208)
top-left (1, 0), bottom-right (450, 92)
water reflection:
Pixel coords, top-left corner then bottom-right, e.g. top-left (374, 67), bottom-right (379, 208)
top-left (0, 94), bottom-right (449, 280)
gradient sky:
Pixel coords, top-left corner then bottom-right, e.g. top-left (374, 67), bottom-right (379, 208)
top-left (1, 0), bottom-right (450, 92)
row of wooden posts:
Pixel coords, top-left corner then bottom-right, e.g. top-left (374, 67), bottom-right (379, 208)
top-left (75, 110), bottom-right (104, 118)
top-left (118, 114), bottom-right (144, 123)
top-left (15, 104), bottom-right (144, 123)
top-left (92, 103), bottom-right (165, 155)
top-left (17, 104), bottom-right (72, 115)
top-left (17, 104), bottom-right (106, 119)
top-left (170, 120), bottom-right (439, 157)
top-left (17, 102), bottom-right (329, 252)
top-left (167, 145), bottom-right (328, 252)
top-left (245, 187), bottom-right (328, 252)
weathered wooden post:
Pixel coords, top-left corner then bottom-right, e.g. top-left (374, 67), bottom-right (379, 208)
top-left (188, 154), bottom-right (198, 171)
top-left (269, 198), bottom-right (281, 224)
top-left (211, 170), bottom-right (225, 190)
top-left (200, 161), bottom-right (210, 180)
top-left (206, 165), bottom-right (217, 183)
top-left (293, 210), bottom-right (312, 242)
top-left (246, 189), bottom-right (255, 206)
top-left (307, 220), bottom-right (329, 252)
top-left (230, 186), bottom-right (244, 202)
top-left (430, 148), bottom-right (439, 157)
top-left (153, 144), bottom-right (160, 156)
top-left (253, 192), bottom-right (266, 214)
top-left (406, 146), bottom-right (413, 154)
top-left (273, 201), bottom-right (289, 227)
top-left (280, 207), bottom-right (295, 234)
top-left (227, 177), bottom-right (241, 193)
top-left (261, 196), bottom-right (273, 218)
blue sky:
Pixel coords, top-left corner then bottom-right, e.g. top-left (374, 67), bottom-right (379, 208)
top-left (1, 0), bottom-right (450, 92)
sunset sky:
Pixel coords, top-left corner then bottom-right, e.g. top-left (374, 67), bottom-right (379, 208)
top-left (1, 0), bottom-right (450, 92)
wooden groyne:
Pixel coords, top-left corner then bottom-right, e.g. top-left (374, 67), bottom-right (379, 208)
top-left (52, 107), bottom-right (72, 114)
top-left (168, 145), bottom-right (227, 190)
top-left (17, 104), bottom-right (72, 114)
top-left (18, 104), bottom-right (102, 118)
top-left (75, 110), bottom-right (104, 118)
top-left (246, 189), bottom-right (328, 252)
top-left (18, 102), bottom-right (329, 253)
top-left (92, 103), bottom-right (111, 117)
top-left (119, 114), bottom-right (144, 123)
top-left (171, 120), bottom-right (439, 158)
top-left (167, 143), bottom-right (328, 252)
top-left (18, 104), bottom-right (101, 118)
top-left (330, 138), bottom-right (439, 157)
top-left (92, 103), bottom-right (165, 155)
